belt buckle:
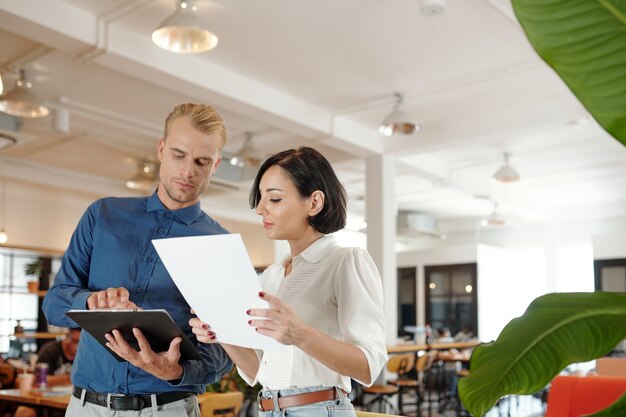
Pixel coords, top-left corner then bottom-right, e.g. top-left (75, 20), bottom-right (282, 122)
top-left (257, 391), bottom-right (273, 412)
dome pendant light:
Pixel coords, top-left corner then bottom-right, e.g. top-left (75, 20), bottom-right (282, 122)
top-left (0, 69), bottom-right (50, 118)
top-left (152, 0), bottom-right (218, 54)
top-left (126, 160), bottom-right (159, 191)
top-left (379, 93), bottom-right (421, 136)
top-left (493, 153), bottom-right (520, 183)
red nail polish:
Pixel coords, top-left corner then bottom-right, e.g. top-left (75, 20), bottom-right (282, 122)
top-left (259, 291), bottom-right (265, 298)
top-left (210, 336), bottom-right (216, 341)
top-left (202, 324), bottom-right (208, 330)
top-left (248, 320), bottom-right (252, 325)
top-left (207, 331), bottom-right (214, 336)
top-left (246, 309), bottom-right (251, 315)
top-left (255, 328), bottom-right (259, 332)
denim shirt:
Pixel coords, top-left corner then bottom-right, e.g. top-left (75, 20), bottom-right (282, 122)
top-left (42, 192), bottom-right (233, 395)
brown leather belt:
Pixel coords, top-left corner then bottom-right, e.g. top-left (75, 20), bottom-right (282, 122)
top-left (258, 387), bottom-right (341, 411)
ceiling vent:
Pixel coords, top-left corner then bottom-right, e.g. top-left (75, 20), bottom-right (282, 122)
top-left (396, 210), bottom-right (445, 238)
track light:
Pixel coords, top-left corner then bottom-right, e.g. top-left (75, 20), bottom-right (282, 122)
top-left (152, 0), bottom-right (218, 54)
top-left (126, 160), bottom-right (159, 191)
top-left (0, 69), bottom-right (49, 118)
top-left (493, 153), bottom-right (520, 183)
top-left (379, 93), bottom-right (420, 136)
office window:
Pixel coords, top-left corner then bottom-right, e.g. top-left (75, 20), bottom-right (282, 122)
top-left (425, 263), bottom-right (477, 337)
top-left (594, 258), bottom-right (626, 293)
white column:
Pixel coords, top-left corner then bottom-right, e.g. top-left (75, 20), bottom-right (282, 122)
top-left (366, 154), bottom-right (397, 345)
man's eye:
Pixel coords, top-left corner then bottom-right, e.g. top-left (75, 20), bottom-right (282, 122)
top-left (174, 154), bottom-right (184, 159)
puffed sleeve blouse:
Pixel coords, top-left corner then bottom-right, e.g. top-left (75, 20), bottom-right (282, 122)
top-left (237, 235), bottom-right (387, 391)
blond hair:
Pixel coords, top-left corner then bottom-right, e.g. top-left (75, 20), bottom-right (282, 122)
top-left (163, 103), bottom-right (228, 147)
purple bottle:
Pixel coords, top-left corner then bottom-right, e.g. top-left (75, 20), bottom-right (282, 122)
top-left (34, 363), bottom-right (48, 389)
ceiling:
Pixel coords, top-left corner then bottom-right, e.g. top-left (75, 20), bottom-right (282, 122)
top-left (0, 0), bottom-right (625, 239)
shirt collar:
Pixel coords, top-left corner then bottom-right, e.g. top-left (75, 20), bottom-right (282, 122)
top-left (146, 191), bottom-right (202, 225)
top-left (295, 235), bottom-right (338, 264)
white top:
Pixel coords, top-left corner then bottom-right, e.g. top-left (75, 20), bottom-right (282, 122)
top-left (237, 235), bottom-right (387, 391)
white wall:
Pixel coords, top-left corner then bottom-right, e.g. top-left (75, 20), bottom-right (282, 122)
top-left (396, 216), bottom-right (626, 339)
top-left (0, 178), bottom-right (273, 265)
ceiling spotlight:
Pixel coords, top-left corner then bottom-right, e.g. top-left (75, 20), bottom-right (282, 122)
top-left (0, 69), bottom-right (50, 118)
top-left (126, 160), bottom-right (159, 191)
top-left (152, 0), bottom-right (218, 54)
top-left (230, 132), bottom-right (261, 168)
top-left (379, 93), bottom-right (421, 137)
top-left (493, 152), bottom-right (520, 183)
top-left (481, 203), bottom-right (506, 227)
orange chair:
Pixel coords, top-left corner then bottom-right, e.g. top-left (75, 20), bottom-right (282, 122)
top-left (545, 375), bottom-right (626, 417)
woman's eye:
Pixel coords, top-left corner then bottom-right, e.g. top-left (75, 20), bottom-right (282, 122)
top-left (269, 199), bottom-right (282, 203)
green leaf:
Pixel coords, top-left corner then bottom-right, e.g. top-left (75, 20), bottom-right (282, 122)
top-left (458, 292), bottom-right (626, 417)
top-left (586, 392), bottom-right (626, 417)
top-left (511, 0), bottom-right (626, 146)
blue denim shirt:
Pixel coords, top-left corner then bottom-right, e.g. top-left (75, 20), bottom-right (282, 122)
top-left (42, 192), bottom-right (233, 395)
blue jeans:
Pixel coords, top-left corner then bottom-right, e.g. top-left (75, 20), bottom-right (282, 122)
top-left (258, 386), bottom-right (355, 417)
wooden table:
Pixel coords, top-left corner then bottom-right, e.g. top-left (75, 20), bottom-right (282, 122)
top-left (0, 388), bottom-right (71, 417)
top-left (387, 340), bottom-right (481, 354)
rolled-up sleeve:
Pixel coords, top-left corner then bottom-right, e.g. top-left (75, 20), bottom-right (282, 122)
top-left (335, 248), bottom-right (387, 386)
top-left (173, 343), bottom-right (233, 386)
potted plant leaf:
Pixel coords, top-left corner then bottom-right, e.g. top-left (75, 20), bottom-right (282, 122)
top-left (458, 292), bottom-right (626, 416)
top-left (459, 2), bottom-right (626, 416)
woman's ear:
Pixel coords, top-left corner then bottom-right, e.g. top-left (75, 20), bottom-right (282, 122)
top-left (308, 190), bottom-right (325, 217)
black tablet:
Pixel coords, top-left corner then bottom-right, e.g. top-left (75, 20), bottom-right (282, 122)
top-left (65, 309), bottom-right (201, 362)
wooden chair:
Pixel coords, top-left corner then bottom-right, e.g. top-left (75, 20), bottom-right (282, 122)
top-left (362, 353), bottom-right (414, 414)
top-left (387, 352), bottom-right (423, 415)
top-left (198, 391), bottom-right (244, 417)
top-left (356, 410), bottom-right (405, 417)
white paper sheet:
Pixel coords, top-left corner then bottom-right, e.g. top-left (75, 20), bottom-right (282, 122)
top-left (153, 234), bottom-right (286, 351)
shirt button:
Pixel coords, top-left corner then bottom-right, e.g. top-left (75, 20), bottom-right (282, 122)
top-left (158, 228), bottom-right (164, 234)
top-left (146, 256), bottom-right (153, 263)
top-left (136, 288), bottom-right (142, 293)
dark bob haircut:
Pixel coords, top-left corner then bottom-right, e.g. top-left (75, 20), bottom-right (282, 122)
top-left (249, 147), bottom-right (347, 234)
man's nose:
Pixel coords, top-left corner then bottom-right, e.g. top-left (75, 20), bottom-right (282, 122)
top-left (180, 159), bottom-right (196, 177)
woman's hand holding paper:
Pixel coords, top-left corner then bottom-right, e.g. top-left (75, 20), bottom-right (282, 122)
top-left (247, 291), bottom-right (310, 347)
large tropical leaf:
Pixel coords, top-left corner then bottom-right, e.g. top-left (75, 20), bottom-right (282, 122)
top-left (458, 292), bottom-right (626, 417)
top-left (511, 0), bottom-right (626, 146)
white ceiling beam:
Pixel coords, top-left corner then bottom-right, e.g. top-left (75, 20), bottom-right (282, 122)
top-left (0, 0), bottom-right (384, 157)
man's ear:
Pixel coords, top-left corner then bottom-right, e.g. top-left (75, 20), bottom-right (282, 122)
top-left (211, 154), bottom-right (222, 176)
top-left (157, 138), bottom-right (165, 161)
top-left (308, 190), bottom-right (325, 216)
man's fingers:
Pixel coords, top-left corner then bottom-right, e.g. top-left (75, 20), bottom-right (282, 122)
top-left (132, 328), bottom-right (151, 352)
top-left (168, 337), bottom-right (182, 355)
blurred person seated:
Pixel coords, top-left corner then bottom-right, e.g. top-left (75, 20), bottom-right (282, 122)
top-left (37, 328), bottom-right (81, 386)
top-left (12, 329), bottom-right (80, 417)
top-left (453, 325), bottom-right (475, 342)
top-left (433, 327), bottom-right (454, 344)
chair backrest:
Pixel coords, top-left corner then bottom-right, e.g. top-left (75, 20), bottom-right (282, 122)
top-left (198, 391), bottom-right (244, 417)
top-left (545, 375), bottom-right (626, 417)
top-left (356, 410), bottom-right (405, 417)
top-left (387, 353), bottom-right (415, 375)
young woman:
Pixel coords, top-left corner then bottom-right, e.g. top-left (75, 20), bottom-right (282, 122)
top-left (190, 147), bottom-right (387, 416)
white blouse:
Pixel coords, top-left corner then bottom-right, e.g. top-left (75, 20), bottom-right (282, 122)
top-left (237, 235), bottom-right (387, 392)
